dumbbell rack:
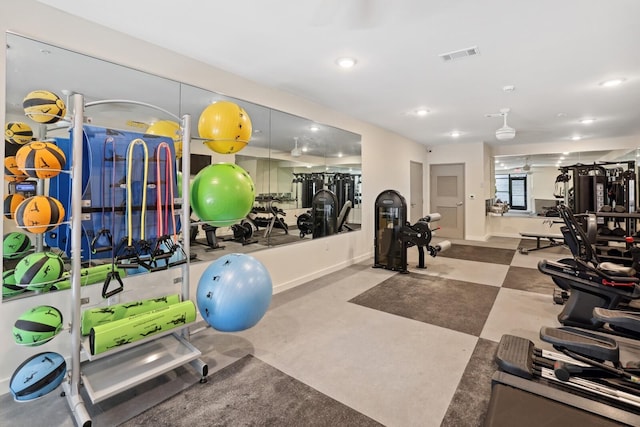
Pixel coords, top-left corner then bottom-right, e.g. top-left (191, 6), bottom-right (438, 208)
top-left (63, 94), bottom-right (207, 427)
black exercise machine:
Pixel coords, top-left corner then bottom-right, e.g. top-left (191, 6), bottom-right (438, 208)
top-left (297, 194), bottom-right (353, 239)
top-left (489, 319), bottom-right (640, 425)
top-left (539, 204), bottom-right (640, 329)
top-left (372, 189), bottom-right (450, 273)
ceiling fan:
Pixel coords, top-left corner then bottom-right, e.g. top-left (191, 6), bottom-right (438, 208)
top-left (291, 137), bottom-right (302, 157)
top-left (486, 108), bottom-right (516, 141)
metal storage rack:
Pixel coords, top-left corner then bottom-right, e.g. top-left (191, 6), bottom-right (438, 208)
top-left (62, 94), bottom-right (207, 427)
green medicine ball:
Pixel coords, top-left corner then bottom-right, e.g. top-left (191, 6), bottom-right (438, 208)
top-left (3, 231), bottom-right (31, 259)
top-left (3, 269), bottom-right (26, 297)
top-left (13, 305), bottom-right (63, 346)
top-left (190, 163), bottom-right (255, 227)
top-left (14, 251), bottom-right (64, 289)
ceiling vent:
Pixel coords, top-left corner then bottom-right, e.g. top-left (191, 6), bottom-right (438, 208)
top-left (439, 46), bottom-right (480, 62)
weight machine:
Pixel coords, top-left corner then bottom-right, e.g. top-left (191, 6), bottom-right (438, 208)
top-left (372, 189), bottom-right (450, 273)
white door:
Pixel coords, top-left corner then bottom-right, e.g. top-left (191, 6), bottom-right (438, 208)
top-left (430, 163), bottom-right (464, 239)
top-left (409, 161), bottom-right (423, 223)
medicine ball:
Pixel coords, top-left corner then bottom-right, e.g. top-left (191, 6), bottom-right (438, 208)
top-left (3, 269), bottom-right (25, 297)
top-left (4, 156), bottom-right (26, 182)
top-left (14, 251), bottom-right (64, 289)
top-left (15, 141), bottom-right (66, 179)
top-left (10, 352), bottom-right (66, 401)
top-left (13, 305), bottom-right (63, 346)
top-left (5, 121), bottom-right (33, 145)
top-left (23, 90), bottom-right (66, 124)
top-left (3, 231), bottom-right (31, 259)
top-left (15, 195), bottom-right (65, 234)
top-left (4, 193), bottom-right (26, 219)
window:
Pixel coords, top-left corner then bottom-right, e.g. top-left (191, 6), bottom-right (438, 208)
top-left (495, 174), bottom-right (528, 210)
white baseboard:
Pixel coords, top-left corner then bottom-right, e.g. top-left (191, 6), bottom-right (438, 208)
top-left (273, 252), bottom-right (372, 294)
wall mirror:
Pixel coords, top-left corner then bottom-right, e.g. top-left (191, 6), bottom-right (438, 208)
top-left (3, 33), bottom-right (362, 302)
top-left (492, 149), bottom-right (637, 216)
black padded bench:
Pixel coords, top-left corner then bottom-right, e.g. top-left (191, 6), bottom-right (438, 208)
top-left (518, 232), bottom-right (565, 254)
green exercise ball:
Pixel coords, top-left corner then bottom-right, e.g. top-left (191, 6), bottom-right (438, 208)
top-left (190, 163), bottom-right (255, 227)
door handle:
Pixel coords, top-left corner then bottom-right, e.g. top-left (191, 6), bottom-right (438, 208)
top-left (456, 202), bottom-right (463, 206)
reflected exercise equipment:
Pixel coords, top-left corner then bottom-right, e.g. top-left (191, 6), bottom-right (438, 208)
top-left (296, 191), bottom-right (353, 239)
top-left (372, 189), bottom-right (450, 274)
top-left (312, 189), bottom-right (338, 238)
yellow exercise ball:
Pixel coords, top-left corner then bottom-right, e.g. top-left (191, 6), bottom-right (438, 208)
top-left (198, 101), bottom-right (252, 154)
top-left (146, 120), bottom-right (182, 159)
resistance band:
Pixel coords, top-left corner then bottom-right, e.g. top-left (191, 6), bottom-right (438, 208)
top-left (92, 137), bottom-right (115, 254)
top-left (155, 142), bottom-right (177, 242)
top-left (101, 137), bottom-right (124, 297)
top-left (116, 138), bottom-right (149, 269)
top-left (151, 142), bottom-right (187, 269)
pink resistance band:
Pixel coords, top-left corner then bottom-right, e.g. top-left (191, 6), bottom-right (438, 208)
top-left (155, 142), bottom-right (177, 242)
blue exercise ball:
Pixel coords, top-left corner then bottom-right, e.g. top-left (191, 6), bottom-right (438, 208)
top-left (196, 253), bottom-right (272, 332)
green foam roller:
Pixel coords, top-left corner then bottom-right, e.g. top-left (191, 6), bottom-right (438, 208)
top-left (81, 293), bottom-right (181, 336)
top-left (52, 265), bottom-right (127, 292)
top-left (89, 300), bottom-right (196, 355)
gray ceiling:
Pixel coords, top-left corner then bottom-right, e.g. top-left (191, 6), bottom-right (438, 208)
top-left (35, 0), bottom-right (640, 150)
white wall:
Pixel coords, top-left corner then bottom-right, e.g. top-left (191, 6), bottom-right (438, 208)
top-left (426, 141), bottom-right (492, 241)
top-left (0, 0), bottom-right (429, 393)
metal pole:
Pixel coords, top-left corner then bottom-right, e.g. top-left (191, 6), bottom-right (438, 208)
top-left (65, 93), bottom-right (91, 426)
top-left (181, 114), bottom-right (191, 339)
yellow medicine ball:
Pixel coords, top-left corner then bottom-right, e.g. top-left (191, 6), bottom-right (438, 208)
top-left (23, 90), bottom-right (67, 124)
top-left (198, 101), bottom-right (252, 154)
top-left (5, 122), bottom-right (33, 145)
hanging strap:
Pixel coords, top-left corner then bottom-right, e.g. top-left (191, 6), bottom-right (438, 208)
top-left (155, 142), bottom-right (177, 241)
top-left (116, 138), bottom-right (149, 269)
top-left (126, 138), bottom-right (149, 246)
top-left (92, 137), bottom-right (116, 254)
top-left (148, 142), bottom-right (180, 270)
top-left (101, 137), bottom-right (123, 298)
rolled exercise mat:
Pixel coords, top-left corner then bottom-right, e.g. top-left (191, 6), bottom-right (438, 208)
top-left (89, 300), bottom-right (196, 355)
top-left (52, 264), bottom-right (127, 291)
top-left (81, 293), bottom-right (181, 335)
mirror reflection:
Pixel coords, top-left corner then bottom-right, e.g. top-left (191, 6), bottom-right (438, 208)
top-left (491, 149), bottom-right (638, 217)
top-left (3, 33), bottom-right (362, 302)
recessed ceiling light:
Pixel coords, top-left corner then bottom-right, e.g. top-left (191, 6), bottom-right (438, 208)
top-left (450, 131), bottom-right (461, 138)
top-left (579, 118), bottom-right (596, 124)
top-left (571, 135), bottom-right (582, 141)
top-left (560, 157), bottom-right (565, 160)
top-left (335, 57), bottom-right (357, 68)
top-left (600, 78), bottom-right (626, 87)
top-left (415, 108), bottom-right (429, 116)
top-left (310, 125), bottom-right (320, 132)
top-left (563, 152), bottom-right (570, 155)
top-left (302, 146), bottom-right (308, 152)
